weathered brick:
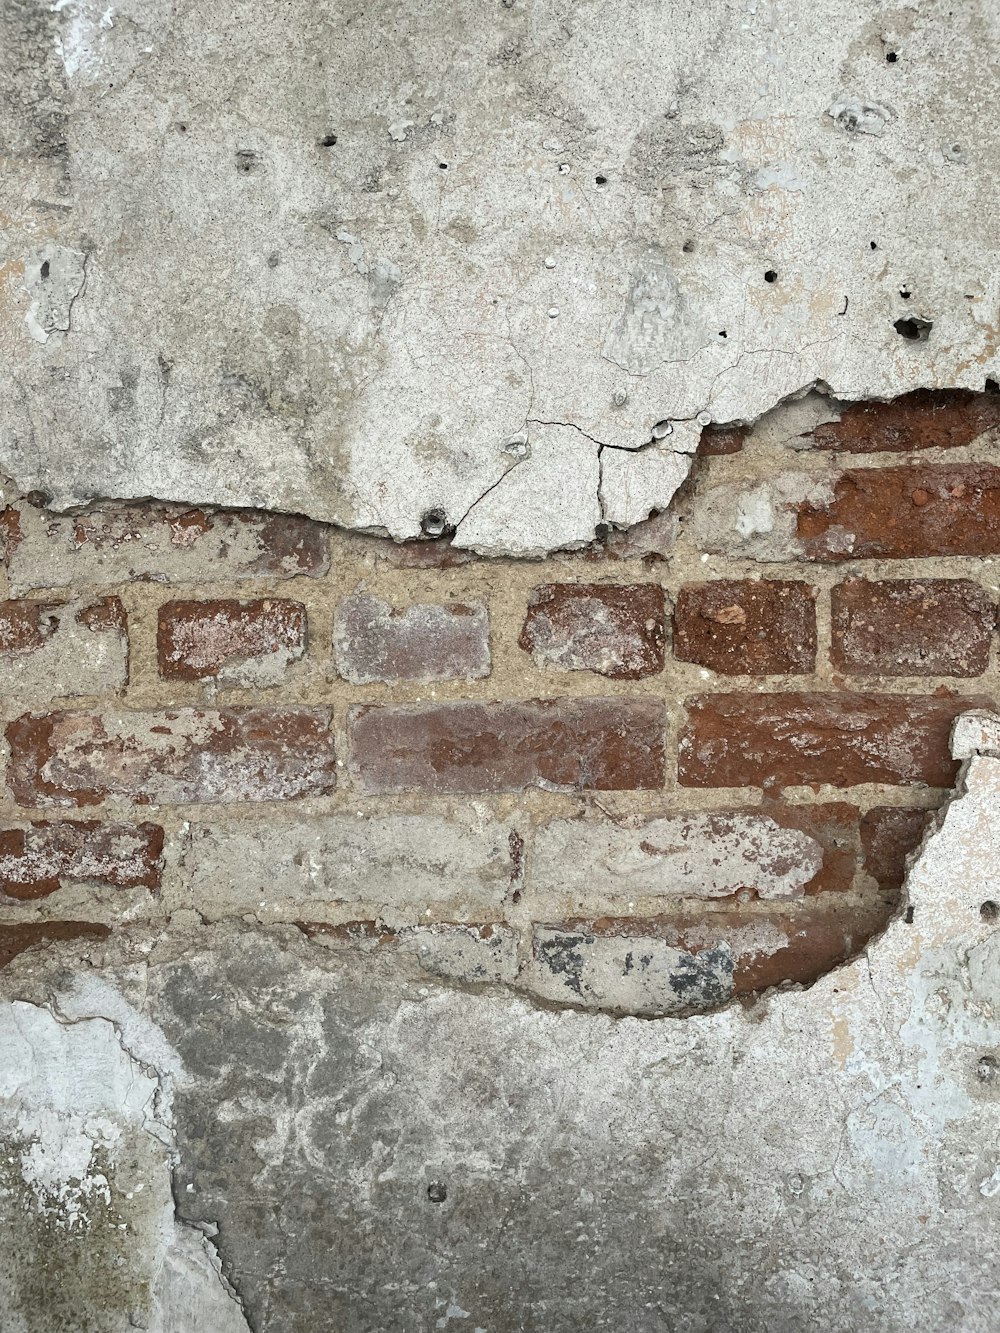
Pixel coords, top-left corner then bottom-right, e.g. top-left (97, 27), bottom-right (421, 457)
top-left (806, 389), bottom-right (1000, 453)
top-left (521, 903), bottom-right (875, 1013)
top-left (519, 583), bottom-right (665, 679)
top-left (697, 422), bottom-right (748, 456)
top-left (831, 579), bottom-right (994, 677)
top-left (0, 821), bottom-right (163, 899)
top-left (333, 590), bottom-right (490, 685)
top-left (530, 803), bottom-right (856, 902)
top-left (860, 806), bottom-right (933, 890)
top-left (349, 699), bottom-right (665, 794)
top-left (0, 921), bottom-right (111, 971)
top-left (797, 465), bottom-right (1000, 560)
top-left (158, 599), bottom-right (306, 686)
top-left (179, 814), bottom-right (515, 917)
top-left (0, 597), bottom-right (128, 701)
top-left (4, 502), bottom-right (329, 595)
top-left (300, 921), bottom-right (519, 985)
top-left (672, 580), bottom-right (816, 675)
top-left (6, 708), bottom-right (337, 807)
top-left (678, 692), bottom-right (985, 790)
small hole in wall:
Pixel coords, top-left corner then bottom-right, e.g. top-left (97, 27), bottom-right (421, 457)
top-left (981, 900), bottom-right (999, 922)
top-left (420, 508), bottom-right (450, 538)
top-left (682, 239), bottom-right (695, 253)
top-left (439, 161), bottom-right (448, 169)
top-left (40, 260), bottom-right (50, 279)
top-left (894, 316), bottom-right (932, 341)
top-left (764, 269), bottom-right (777, 283)
top-left (899, 287), bottom-right (911, 299)
top-left (718, 329), bottom-right (727, 338)
top-left (977, 1055), bottom-right (999, 1084)
top-left (427, 1182), bottom-right (447, 1203)
top-left (870, 240), bottom-right (878, 250)
top-left (904, 905), bottom-right (915, 924)
top-left (320, 132), bottom-right (338, 147)
top-left (595, 174), bottom-right (607, 186)
top-left (885, 50), bottom-right (898, 62)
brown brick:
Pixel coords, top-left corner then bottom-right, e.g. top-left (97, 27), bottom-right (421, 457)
top-left (333, 590), bottom-right (490, 684)
top-left (0, 921), bottom-right (111, 972)
top-left (860, 806), bottom-right (933, 891)
top-left (807, 389), bottom-right (1000, 453)
top-left (519, 584), bottom-right (665, 679)
top-left (697, 423), bottom-right (748, 456)
top-left (6, 708), bottom-right (337, 807)
top-left (5, 503), bottom-right (329, 595)
top-left (831, 579), bottom-right (994, 677)
top-left (0, 596), bottom-right (129, 700)
top-left (349, 699), bottom-right (665, 794)
top-left (797, 464), bottom-right (1000, 560)
top-left (673, 580), bottom-right (816, 675)
top-left (678, 692), bottom-right (985, 790)
top-left (158, 599), bottom-right (306, 685)
top-left (0, 821), bottom-right (164, 899)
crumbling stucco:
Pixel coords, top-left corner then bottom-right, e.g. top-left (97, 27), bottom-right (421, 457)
top-left (2, 717), bottom-right (1000, 1329)
top-left (4, 0), bottom-right (1000, 552)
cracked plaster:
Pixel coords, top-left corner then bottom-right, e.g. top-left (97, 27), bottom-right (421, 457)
top-left (3, 716), bottom-right (1000, 1328)
top-left (3, 1), bottom-right (1000, 552)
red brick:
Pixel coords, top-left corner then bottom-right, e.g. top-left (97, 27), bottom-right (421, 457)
top-left (860, 806), bottom-right (934, 890)
top-left (5, 503), bottom-right (329, 594)
top-left (0, 596), bottom-right (129, 699)
top-left (807, 389), bottom-right (1000, 453)
top-left (158, 599), bottom-right (306, 683)
top-left (831, 579), bottom-right (994, 677)
top-left (0, 821), bottom-right (164, 899)
top-left (673, 580), bottom-right (816, 675)
top-left (333, 591), bottom-right (490, 684)
top-left (697, 423), bottom-right (748, 456)
top-left (6, 708), bottom-right (337, 807)
top-left (678, 692), bottom-right (986, 790)
top-left (519, 584), bottom-right (665, 679)
top-left (0, 921), bottom-right (111, 971)
top-left (797, 464), bottom-right (1000, 560)
top-left (349, 699), bottom-right (665, 794)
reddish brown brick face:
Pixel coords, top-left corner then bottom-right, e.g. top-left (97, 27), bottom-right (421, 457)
top-left (0, 821), bottom-right (164, 898)
top-left (860, 806), bottom-right (934, 891)
top-left (519, 584), bottom-right (665, 679)
top-left (348, 699), bottom-right (666, 793)
top-left (158, 599), bottom-right (307, 682)
top-left (797, 465), bottom-right (1000, 560)
top-left (831, 580), bottom-right (994, 677)
top-left (673, 580), bottom-right (816, 675)
top-left (6, 708), bottom-right (337, 806)
top-left (334, 591), bottom-right (490, 684)
top-left (678, 692), bottom-right (985, 790)
top-left (807, 389), bottom-right (1000, 453)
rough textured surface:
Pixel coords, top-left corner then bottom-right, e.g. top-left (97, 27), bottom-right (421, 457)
top-left (6, 718), bottom-right (1000, 1328)
top-left (4, 1), bottom-right (1000, 552)
top-left (519, 582), bottom-right (665, 678)
top-left (831, 578), bottom-right (995, 677)
top-left (673, 579), bottom-right (817, 675)
top-left (333, 589), bottom-right (490, 684)
top-left (157, 599), bottom-right (307, 686)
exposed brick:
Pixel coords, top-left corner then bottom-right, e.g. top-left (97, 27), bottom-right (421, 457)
top-left (521, 901), bottom-right (876, 1013)
top-left (333, 590), bottom-right (490, 685)
top-left (370, 536), bottom-right (478, 569)
top-left (860, 806), bottom-right (933, 891)
top-left (6, 708), bottom-right (337, 807)
top-left (678, 692), bottom-right (985, 790)
top-left (672, 580), bottom-right (816, 675)
top-left (831, 579), bottom-right (994, 677)
top-left (0, 821), bottom-right (163, 899)
top-left (5, 502), bottom-right (329, 595)
top-left (349, 699), bottom-right (665, 794)
top-left (797, 465), bottom-right (1000, 560)
top-left (158, 599), bottom-right (306, 686)
top-left (519, 583), bottom-right (665, 679)
top-left (0, 596), bottom-right (128, 701)
top-left (0, 921), bottom-right (111, 971)
top-left (697, 422), bottom-right (748, 456)
top-left (806, 389), bottom-right (1000, 453)
top-left (300, 921), bottom-right (519, 985)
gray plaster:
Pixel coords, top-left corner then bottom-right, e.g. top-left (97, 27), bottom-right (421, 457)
top-left (4, 718), bottom-right (1000, 1329)
top-left (4, 1), bottom-right (999, 552)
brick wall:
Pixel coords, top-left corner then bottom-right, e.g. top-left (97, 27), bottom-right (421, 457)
top-left (2, 386), bottom-right (997, 1015)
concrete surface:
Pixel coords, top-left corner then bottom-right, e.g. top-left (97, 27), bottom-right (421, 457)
top-left (4, 0), bottom-right (1000, 551)
top-left (3, 716), bottom-right (1000, 1330)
